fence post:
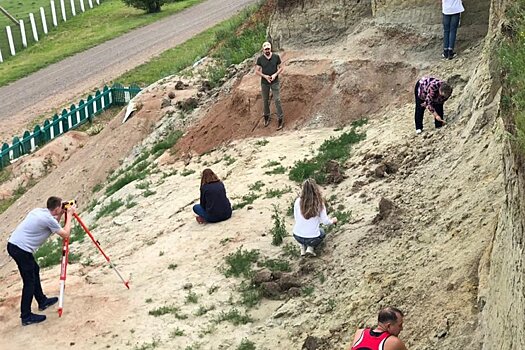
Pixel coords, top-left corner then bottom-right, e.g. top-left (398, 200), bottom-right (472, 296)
top-left (6, 26), bottom-right (15, 56)
top-left (96, 0), bottom-right (100, 5)
top-left (29, 13), bottom-right (39, 42)
top-left (50, 0), bottom-right (58, 27)
top-left (40, 7), bottom-right (48, 35)
top-left (20, 20), bottom-right (27, 48)
top-left (70, 0), bottom-right (76, 16)
top-left (80, 0), bottom-right (85, 13)
top-left (0, 47), bottom-right (3, 63)
top-left (88, 0), bottom-right (93, 9)
top-left (60, 0), bottom-right (67, 22)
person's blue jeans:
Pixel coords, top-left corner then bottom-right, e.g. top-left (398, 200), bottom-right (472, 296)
top-left (443, 13), bottom-right (461, 51)
top-left (293, 228), bottom-right (326, 248)
top-left (192, 204), bottom-right (231, 223)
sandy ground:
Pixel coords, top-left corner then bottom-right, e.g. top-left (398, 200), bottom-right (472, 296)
top-left (0, 7), bottom-right (502, 350)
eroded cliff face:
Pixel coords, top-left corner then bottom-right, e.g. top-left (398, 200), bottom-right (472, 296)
top-left (481, 0), bottom-right (525, 348)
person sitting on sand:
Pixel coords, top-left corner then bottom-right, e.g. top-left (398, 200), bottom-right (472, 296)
top-left (293, 178), bottom-right (337, 257)
top-left (192, 168), bottom-right (232, 224)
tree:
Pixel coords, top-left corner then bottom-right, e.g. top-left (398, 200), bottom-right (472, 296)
top-left (122, 0), bottom-right (180, 14)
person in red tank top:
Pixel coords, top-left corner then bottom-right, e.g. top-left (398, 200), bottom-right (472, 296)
top-left (350, 307), bottom-right (408, 350)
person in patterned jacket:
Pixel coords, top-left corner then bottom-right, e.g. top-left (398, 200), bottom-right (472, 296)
top-left (414, 76), bottom-right (453, 134)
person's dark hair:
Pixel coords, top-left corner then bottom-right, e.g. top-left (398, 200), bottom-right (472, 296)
top-left (439, 82), bottom-right (453, 99)
top-left (378, 307), bottom-right (404, 324)
top-left (47, 196), bottom-right (62, 210)
top-left (201, 168), bottom-right (220, 187)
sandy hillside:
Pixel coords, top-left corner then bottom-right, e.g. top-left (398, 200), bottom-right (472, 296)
top-left (0, 2), bottom-right (504, 350)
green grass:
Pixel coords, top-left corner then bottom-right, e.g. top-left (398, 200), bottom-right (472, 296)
top-left (170, 328), bottom-right (185, 338)
top-left (34, 239), bottom-right (62, 268)
top-left (281, 242), bottom-right (300, 258)
top-left (499, 0), bottom-right (525, 153)
top-left (237, 339), bottom-right (256, 350)
top-left (222, 247), bottom-right (259, 278)
top-left (118, 3), bottom-right (267, 86)
top-left (264, 186), bottom-right (292, 199)
top-left (270, 206), bottom-right (287, 246)
top-left (96, 198), bottom-right (124, 219)
top-left (232, 192), bottom-right (260, 210)
top-left (185, 291), bottom-right (199, 304)
top-left (259, 258), bottom-right (291, 272)
top-left (238, 282), bottom-right (262, 308)
top-left (248, 180), bottom-right (265, 192)
top-left (0, 168), bottom-right (12, 184)
top-left (151, 130), bottom-right (183, 156)
top-left (264, 165), bottom-right (286, 175)
top-left (215, 308), bottom-right (253, 325)
top-left (106, 168), bottom-right (149, 196)
top-left (0, 0), bottom-right (205, 87)
top-left (148, 305), bottom-right (180, 317)
top-left (289, 127), bottom-right (366, 184)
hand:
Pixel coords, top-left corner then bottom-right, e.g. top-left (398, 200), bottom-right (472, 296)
top-left (271, 73), bottom-right (277, 81)
top-left (332, 217), bottom-right (338, 224)
top-left (66, 204), bottom-right (77, 215)
top-left (435, 115), bottom-right (446, 124)
top-left (265, 75), bottom-right (272, 83)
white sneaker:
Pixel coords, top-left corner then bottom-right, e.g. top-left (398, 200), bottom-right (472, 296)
top-left (305, 246), bottom-right (316, 257)
top-left (300, 245), bottom-right (306, 256)
top-left (416, 129), bottom-right (422, 134)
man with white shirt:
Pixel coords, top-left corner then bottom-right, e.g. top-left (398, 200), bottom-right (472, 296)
top-left (7, 196), bottom-right (76, 325)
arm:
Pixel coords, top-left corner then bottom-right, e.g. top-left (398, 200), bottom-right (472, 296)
top-left (384, 336), bottom-right (408, 350)
top-left (200, 186), bottom-right (207, 209)
top-left (271, 60), bottom-right (285, 82)
top-left (425, 83), bottom-right (445, 123)
top-left (56, 205), bottom-right (76, 239)
top-left (319, 206), bottom-right (337, 225)
top-left (350, 329), bottom-right (364, 348)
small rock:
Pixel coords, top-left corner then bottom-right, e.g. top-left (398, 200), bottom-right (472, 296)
top-left (160, 98), bottom-right (171, 109)
top-left (183, 283), bottom-right (193, 290)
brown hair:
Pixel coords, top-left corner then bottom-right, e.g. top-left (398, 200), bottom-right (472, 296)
top-left (439, 82), bottom-right (453, 99)
top-left (378, 307), bottom-right (404, 324)
top-left (47, 196), bottom-right (62, 210)
top-left (299, 178), bottom-right (325, 219)
top-left (201, 168), bottom-right (220, 186)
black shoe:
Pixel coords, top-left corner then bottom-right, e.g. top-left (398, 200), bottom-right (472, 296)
top-left (277, 119), bottom-right (284, 130)
top-left (38, 297), bottom-right (58, 311)
top-left (21, 313), bottom-right (46, 326)
top-left (448, 51), bottom-right (457, 60)
top-left (442, 50), bottom-right (449, 59)
top-left (263, 116), bottom-right (270, 127)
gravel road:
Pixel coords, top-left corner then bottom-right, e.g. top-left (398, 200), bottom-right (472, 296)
top-left (0, 0), bottom-right (257, 142)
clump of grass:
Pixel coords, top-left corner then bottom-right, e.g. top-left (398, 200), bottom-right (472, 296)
top-left (134, 338), bottom-right (161, 350)
top-left (263, 160), bottom-right (281, 168)
top-left (92, 183), bottom-right (103, 193)
top-left (136, 181), bottom-right (151, 190)
top-left (222, 247), bottom-right (259, 278)
top-left (170, 328), bottom-right (185, 338)
top-left (168, 263), bottom-right (178, 270)
top-left (151, 130), bottom-right (183, 156)
top-left (248, 181), bottom-right (265, 192)
top-left (223, 155), bottom-right (236, 165)
top-left (215, 308), bottom-right (253, 325)
top-left (239, 282), bottom-right (262, 308)
top-left (145, 298), bottom-right (153, 303)
top-left (181, 168), bottom-right (196, 176)
top-left (264, 186), bottom-right (292, 199)
top-left (352, 118), bottom-right (368, 128)
top-left (35, 240), bottom-right (62, 268)
top-left (254, 139), bottom-right (269, 146)
top-left (106, 169), bottom-right (149, 196)
top-left (96, 199), bottom-right (124, 219)
top-left (232, 192), bottom-right (260, 210)
top-left (289, 127), bottom-right (366, 184)
top-left (208, 285), bottom-right (219, 294)
top-left (148, 305), bottom-right (180, 316)
top-left (143, 189), bottom-right (156, 197)
top-left (270, 206), bottom-right (287, 246)
top-left (185, 291), bottom-right (199, 304)
top-left (302, 286), bottom-right (315, 296)
top-left (194, 304), bottom-right (216, 316)
top-left (264, 165), bottom-right (286, 175)
top-left (281, 242), bottom-right (300, 258)
top-left (237, 339), bottom-right (256, 350)
top-left (260, 258), bottom-right (291, 272)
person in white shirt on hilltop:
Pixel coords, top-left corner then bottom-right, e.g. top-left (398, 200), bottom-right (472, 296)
top-left (293, 178), bottom-right (337, 257)
top-left (441, 0), bottom-right (465, 59)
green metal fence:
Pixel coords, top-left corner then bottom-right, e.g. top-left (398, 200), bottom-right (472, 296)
top-left (0, 83), bottom-right (141, 169)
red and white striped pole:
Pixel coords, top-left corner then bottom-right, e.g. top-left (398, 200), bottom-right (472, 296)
top-left (58, 214), bottom-right (70, 317)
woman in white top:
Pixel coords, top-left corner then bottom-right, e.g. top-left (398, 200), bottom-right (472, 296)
top-left (442, 0), bottom-right (465, 59)
top-left (293, 178), bottom-right (337, 257)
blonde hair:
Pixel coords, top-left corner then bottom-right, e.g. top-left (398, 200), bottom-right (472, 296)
top-left (299, 178), bottom-right (325, 219)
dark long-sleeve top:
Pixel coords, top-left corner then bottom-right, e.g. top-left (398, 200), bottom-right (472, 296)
top-left (417, 76), bottom-right (450, 114)
top-left (200, 181), bottom-right (232, 221)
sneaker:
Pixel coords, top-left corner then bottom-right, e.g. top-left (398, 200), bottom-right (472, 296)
top-left (448, 51), bottom-right (457, 60)
top-left (300, 245), bottom-right (306, 256)
top-left (305, 246), bottom-right (316, 257)
top-left (416, 129), bottom-right (422, 134)
top-left (195, 216), bottom-right (206, 224)
top-left (277, 119), bottom-right (284, 130)
top-left (441, 50), bottom-right (448, 59)
top-left (21, 313), bottom-right (46, 326)
top-left (38, 297), bottom-right (58, 311)
top-left (263, 116), bottom-right (270, 127)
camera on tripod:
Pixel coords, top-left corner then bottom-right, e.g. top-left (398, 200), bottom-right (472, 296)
top-left (61, 200), bottom-right (77, 209)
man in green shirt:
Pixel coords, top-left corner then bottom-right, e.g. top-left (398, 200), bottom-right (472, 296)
top-left (255, 41), bottom-right (285, 130)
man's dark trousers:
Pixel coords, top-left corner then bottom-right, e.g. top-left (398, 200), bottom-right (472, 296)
top-left (7, 242), bottom-right (47, 319)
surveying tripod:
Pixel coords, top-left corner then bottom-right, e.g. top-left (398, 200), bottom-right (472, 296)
top-left (58, 201), bottom-right (130, 317)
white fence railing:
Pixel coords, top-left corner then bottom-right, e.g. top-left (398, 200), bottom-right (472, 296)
top-left (0, 0), bottom-right (102, 63)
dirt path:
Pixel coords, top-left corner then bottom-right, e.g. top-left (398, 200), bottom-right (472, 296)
top-left (0, 0), bottom-right (257, 143)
